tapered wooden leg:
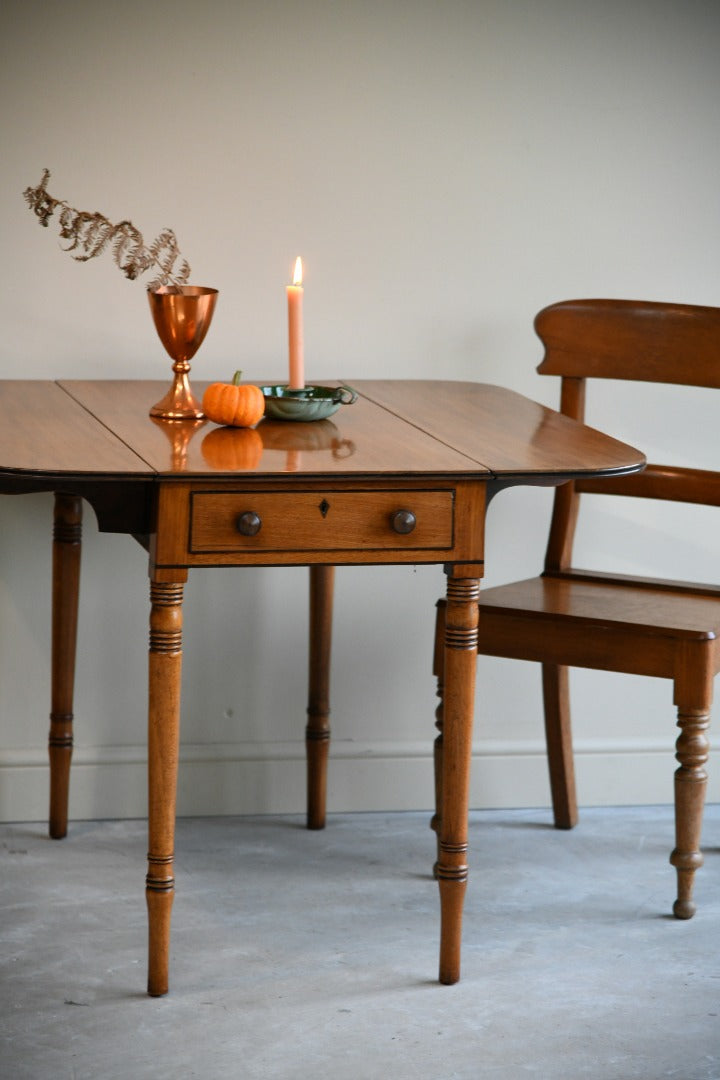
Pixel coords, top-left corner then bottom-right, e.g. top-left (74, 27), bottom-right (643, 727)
top-left (306, 566), bottom-right (335, 830)
top-left (49, 494), bottom-right (82, 840)
top-left (541, 663), bottom-right (578, 829)
top-left (431, 598), bottom-right (446, 870)
top-left (437, 572), bottom-right (480, 985)
top-left (146, 576), bottom-right (185, 996)
top-left (670, 704), bottom-right (710, 919)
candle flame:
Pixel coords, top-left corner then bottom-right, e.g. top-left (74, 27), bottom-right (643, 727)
top-left (292, 256), bottom-right (303, 286)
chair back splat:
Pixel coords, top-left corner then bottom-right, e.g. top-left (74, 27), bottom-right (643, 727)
top-left (537, 299), bottom-right (720, 575)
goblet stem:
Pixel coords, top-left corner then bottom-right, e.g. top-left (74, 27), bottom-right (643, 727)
top-left (149, 359), bottom-right (204, 420)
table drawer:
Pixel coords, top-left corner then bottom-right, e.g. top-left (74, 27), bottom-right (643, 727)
top-left (189, 488), bottom-right (454, 553)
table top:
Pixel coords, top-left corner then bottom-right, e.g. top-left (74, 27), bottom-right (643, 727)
top-left (0, 379), bottom-right (644, 486)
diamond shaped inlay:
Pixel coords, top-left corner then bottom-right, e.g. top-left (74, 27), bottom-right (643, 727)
top-left (319, 499), bottom-right (330, 518)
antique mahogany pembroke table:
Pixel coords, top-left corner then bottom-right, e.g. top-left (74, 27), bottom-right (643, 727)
top-left (0, 379), bottom-right (643, 995)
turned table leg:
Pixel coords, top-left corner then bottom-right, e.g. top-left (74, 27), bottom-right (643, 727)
top-left (437, 570), bottom-right (480, 985)
top-left (306, 565), bottom-right (335, 830)
top-left (431, 598), bottom-right (446, 872)
top-left (146, 574), bottom-right (186, 997)
top-left (49, 493), bottom-right (82, 840)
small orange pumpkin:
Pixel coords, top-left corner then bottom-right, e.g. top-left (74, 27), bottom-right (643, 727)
top-left (202, 371), bottom-right (265, 428)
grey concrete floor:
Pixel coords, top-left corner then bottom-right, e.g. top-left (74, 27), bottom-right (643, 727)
top-left (1, 806), bottom-right (719, 1080)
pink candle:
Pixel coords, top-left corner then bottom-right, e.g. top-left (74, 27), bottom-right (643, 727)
top-left (286, 256), bottom-right (304, 390)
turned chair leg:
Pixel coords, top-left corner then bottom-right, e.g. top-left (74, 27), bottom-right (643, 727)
top-left (670, 700), bottom-right (711, 919)
top-left (541, 663), bottom-right (578, 829)
top-left (49, 494), bottom-right (82, 840)
top-left (306, 566), bottom-right (335, 830)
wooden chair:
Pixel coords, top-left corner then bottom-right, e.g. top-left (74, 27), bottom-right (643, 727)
top-left (434, 299), bottom-right (720, 918)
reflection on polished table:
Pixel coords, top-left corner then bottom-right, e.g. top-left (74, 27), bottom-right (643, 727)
top-left (0, 379), bottom-right (644, 995)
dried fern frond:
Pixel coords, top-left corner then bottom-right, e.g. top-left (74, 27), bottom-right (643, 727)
top-left (23, 168), bottom-right (61, 227)
top-left (112, 221), bottom-right (153, 281)
top-left (23, 169), bottom-right (192, 288)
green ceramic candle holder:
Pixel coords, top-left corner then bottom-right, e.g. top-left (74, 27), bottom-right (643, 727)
top-left (260, 384), bottom-right (357, 422)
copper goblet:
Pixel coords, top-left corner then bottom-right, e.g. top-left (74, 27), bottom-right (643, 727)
top-left (148, 285), bottom-right (218, 420)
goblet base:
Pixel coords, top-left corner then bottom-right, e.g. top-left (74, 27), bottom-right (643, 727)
top-left (149, 372), bottom-right (204, 421)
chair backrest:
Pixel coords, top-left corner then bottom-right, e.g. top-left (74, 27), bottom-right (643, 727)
top-left (534, 299), bottom-right (720, 573)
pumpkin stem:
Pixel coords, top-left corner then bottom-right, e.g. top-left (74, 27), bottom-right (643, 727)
top-left (232, 370), bottom-right (243, 386)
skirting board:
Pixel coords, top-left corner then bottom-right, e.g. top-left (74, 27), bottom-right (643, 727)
top-left (0, 737), bottom-right (717, 823)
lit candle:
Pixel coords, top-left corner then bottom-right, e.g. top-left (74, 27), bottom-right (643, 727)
top-left (287, 256), bottom-right (304, 390)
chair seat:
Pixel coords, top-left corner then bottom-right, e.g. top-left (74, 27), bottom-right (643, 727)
top-left (477, 573), bottom-right (720, 678)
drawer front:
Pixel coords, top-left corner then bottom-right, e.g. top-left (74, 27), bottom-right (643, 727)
top-left (189, 488), bottom-right (454, 553)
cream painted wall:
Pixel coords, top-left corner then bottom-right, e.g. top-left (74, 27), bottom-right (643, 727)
top-left (1, 0), bottom-right (719, 822)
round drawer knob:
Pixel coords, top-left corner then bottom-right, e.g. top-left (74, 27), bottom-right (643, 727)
top-left (390, 509), bottom-right (416, 535)
top-left (236, 511), bottom-right (262, 536)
